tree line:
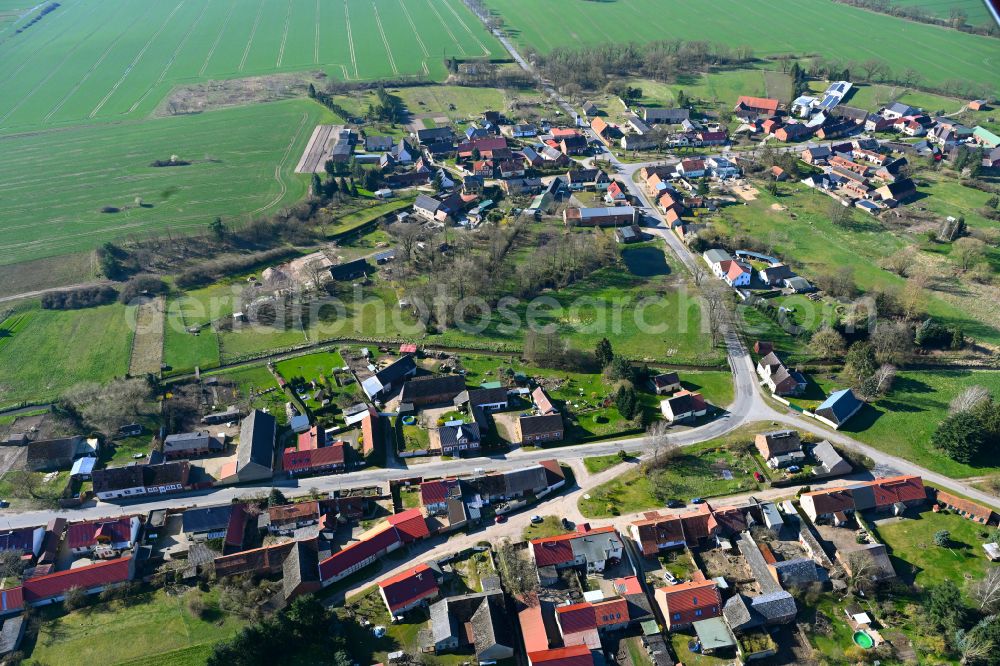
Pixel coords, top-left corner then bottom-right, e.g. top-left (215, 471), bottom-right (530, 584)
top-left (530, 39), bottom-right (755, 92)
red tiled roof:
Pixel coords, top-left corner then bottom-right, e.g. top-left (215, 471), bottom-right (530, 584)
top-left (680, 158), bottom-right (705, 171)
top-left (736, 96), bottom-right (779, 113)
top-left (0, 586), bottom-right (24, 612)
top-left (420, 478), bottom-right (458, 505)
top-left (632, 513), bottom-right (684, 555)
top-left (297, 426), bottom-right (324, 451)
top-left (726, 261), bottom-right (750, 281)
top-left (593, 597), bottom-right (629, 626)
top-left (591, 117), bottom-right (610, 135)
top-left (378, 563), bottom-right (438, 612)
top-left (872, 475), bottom-right (925, 507)
top-left (66, 517), bottom-right (132, 550)
top-left (936, 489), bottom-right (995, 522)
top-left (532, 387), bottom-right (556, 414)
top-left (319, 525), bottom-right (400, 580)
top-left (658, 579), bottom-right (720, 615)
top-left (23, 557), bottom-right (131, 602)
top-left (399, 343), bottom-right (418, 354)
top-left (519, 602), bottom-right (550, 653)
top-left (269, 501), bottom-right (320, 524)
top-left (361, 410), bottom-right (377, 456)
top-left (557, 602), bottom-right (596, 634)
top-left (457, 137), bottom-right (508, 154)
top-left (710, 505), bottom-right (747, 533)
top-left (387, 508), bottom-right (429, 543)
top-left (283, 442), bottom-right (346, 472)
top-left (614, 576), bottom-right (643, 596)
top-left (225, 503), bottom-right (248, 549)
top-left (803, 487), bottom-right (856, 514)
top-left (680, 505), bottom-right (714, 542)
top-left (529, 645), bottom-right (594, 666)
top-left (531, 525), bottom-right (617, 566)
top-left (551, 128), bottom-right (580, 139)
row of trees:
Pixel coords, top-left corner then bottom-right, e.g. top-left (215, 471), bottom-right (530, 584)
top-left (531, 39), bottom-right (755, 92)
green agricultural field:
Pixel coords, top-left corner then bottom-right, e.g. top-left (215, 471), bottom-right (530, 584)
top-left (27, 588), bottom-right (244, 666)
top-left (0, 100), bottom-right (330, 266)
top-left (842, 369), bottom-right (1000, 479)
top-left (0, 0), bottom-right (502, 131)
top-left (485, 0), bottom-right (1000, 92)
top-left (0, 304), bottom-right (133, 408)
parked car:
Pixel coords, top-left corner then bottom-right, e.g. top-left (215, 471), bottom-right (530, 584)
top-left (495, 515), bottom-right (506, 524)
top-left (690, 497), bottom-right (705, 504)
top-left (787, 466), bottom-right (801, 473)
top-left (562, 517), bottom-right (574, 529)
top-left (753, 471), bottom-right (765, 482)
top-left (530, 515), bottom-right (543, 524)
top-left (666, 500), bottom-right (684, 508)
top-left (0, 499), bottom-right (8, 508)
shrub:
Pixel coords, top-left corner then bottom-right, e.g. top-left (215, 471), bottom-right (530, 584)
top-left (41, 285), bottom-right (118, 310)
top-left (118, 275), bottom-right (168, 304)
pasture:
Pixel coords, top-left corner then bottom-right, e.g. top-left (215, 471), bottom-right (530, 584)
top-left (486, 0), bottom-right (1000, 93)
top-left (0, 0), bottom-right (503, 131)
top-left (0, 303), bottom-right (133, 409)
top-left (888, 0), bottom-right (994, 26)
top-left (0, 100), bottom-right (328, 266)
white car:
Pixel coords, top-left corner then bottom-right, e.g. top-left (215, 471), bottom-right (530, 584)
top-left (530, 516), bottom-right (543, 524)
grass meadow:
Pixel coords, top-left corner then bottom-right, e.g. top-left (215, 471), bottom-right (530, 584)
top-left (888, 0), bottom-right (994, 26)
top-left (26, 588), bottom-right (244, 666)
top-left (0, 304), bottom-right (133, 409)
top-left (486, 0), bottom-right (1000, 92)
top-left (0, 0), bottom-right (502, 131)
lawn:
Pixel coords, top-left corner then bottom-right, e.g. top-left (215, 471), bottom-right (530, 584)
top-left (578, 424), bottom-right (771, 518)
top-left (0, 470), bottom-right (70, 510)
top-left (870, 507), bottom-right (995, 590)
top-left (400, 422), bottom-right (430, 452)
top-left (522, 515), bottom-right (572, 540)
top-left (274, 349), bottom-right (347, 382)
top-left (485, 0), bottom-right (1000, 91)
top-left (842, 370), bottom-right (1000, 479)
top-left (0, 304), bottom-right (133, 409)
top-left (0, 100), bottom-right (330, 267)
top-left (27, 587), bottom-right (244, 666)
top-left (584, 453), bottom-right (626, 474)
top-left (201, 364), bottom-right (287, 423)
top-left (669, 631), bottom-right (731, 666)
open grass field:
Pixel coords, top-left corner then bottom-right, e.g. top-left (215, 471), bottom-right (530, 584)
top-left (842, 369), bottom-right (1000, 479)
top-left (27, 587), bottom-right (244, 666)
top-left (716, 185), bottom-right (1000, 346)
top-left (0, 99), bottom-right (330, 266)
top-left (0, 0), bottom-right (502, 132)
top-left (0, 303), bottom-right (133, 408)
top-left (486, 0), bottom-right (1000, 92)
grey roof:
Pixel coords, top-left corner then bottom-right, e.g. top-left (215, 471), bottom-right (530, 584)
top-left (400, 374), bottom-right (466, 403)
top-left (283, 539), bottom-right (320, 600)
top-left (570, 530), bottom-right (622, 562)
top-left (758, 352), bottom-right (782, 368)
top-left (886, 102), bottom-right (916, 115)
top-left (760, 264), bottom-right (795, 281)
top-left (703, 248), bottom-right (732, 264)
top-left (723, 594), bottom-right (761, 632)
top-left (642, 107), bottom-right (690, 123)
top-left (439, 422), bottom-right (481, 448)
top-left (771, 558), bottom-right (819, 587)
top-left (466, 387), bottom-right (508, 408)
top-left (417, 126), bottom-right (455, 143)
top-left (237, 410), bottom-right (275, 475)
top-left (92, 465), bottom-right (144, 493)
top-left (0, 615), bottom-right (25, 657)
top-left (182, 505), bottom-right (233, 534)
top-left (25, 436), bottom-right (85, 468)
top-left (414, 193), bottom-right (442, 214)
top-left (503, 465), bottom-right (549, 496)
top-left (693, 617), bottom-right (736, 650)
top-left (758, 430), bottom-right (801, 455)
top-left (749, 590), bottom-right (797, 624)
top-left (519, 414), bottom-right (564, 438)
top-left (738, 533), bottom-right (782, 594)
top-left (429, 591), bottom-right (508, 654)
top-left (163, 431), bottom-right (216, 454)
top-left (816, 389), bottom-right (863, 426)
top-left (813, 440), bottom-right (852, 476)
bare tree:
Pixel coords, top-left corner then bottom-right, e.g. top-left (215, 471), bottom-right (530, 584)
top-left (845, 551), bottom-right (879, 595)
top-left (691, 262), bottom-right (706, 287)
top-left (872, 364), bottom-right (897, 397)
top-left (870, 320), bottom-right (912, 365)
top-left (954, 237), bottom-right (987, 271)
top-left (645, 421), bottom-right (678, 471)
top-left (0, 550), bottom-right (25, 579)
top-left (703, 285), bottom-right (728, 347)
top-left (811, 326), bottom-right (846, 360)
top-left (304, 259), bottom-right (328, 292)
top-left (496, 539), bottom-right (538, 599)
top-left (951, 386), bottom-right (991, 415)
top-left (957, 626), bottom-right (993, 665)
top-left (973, 567), bottom-right (1000, 613)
